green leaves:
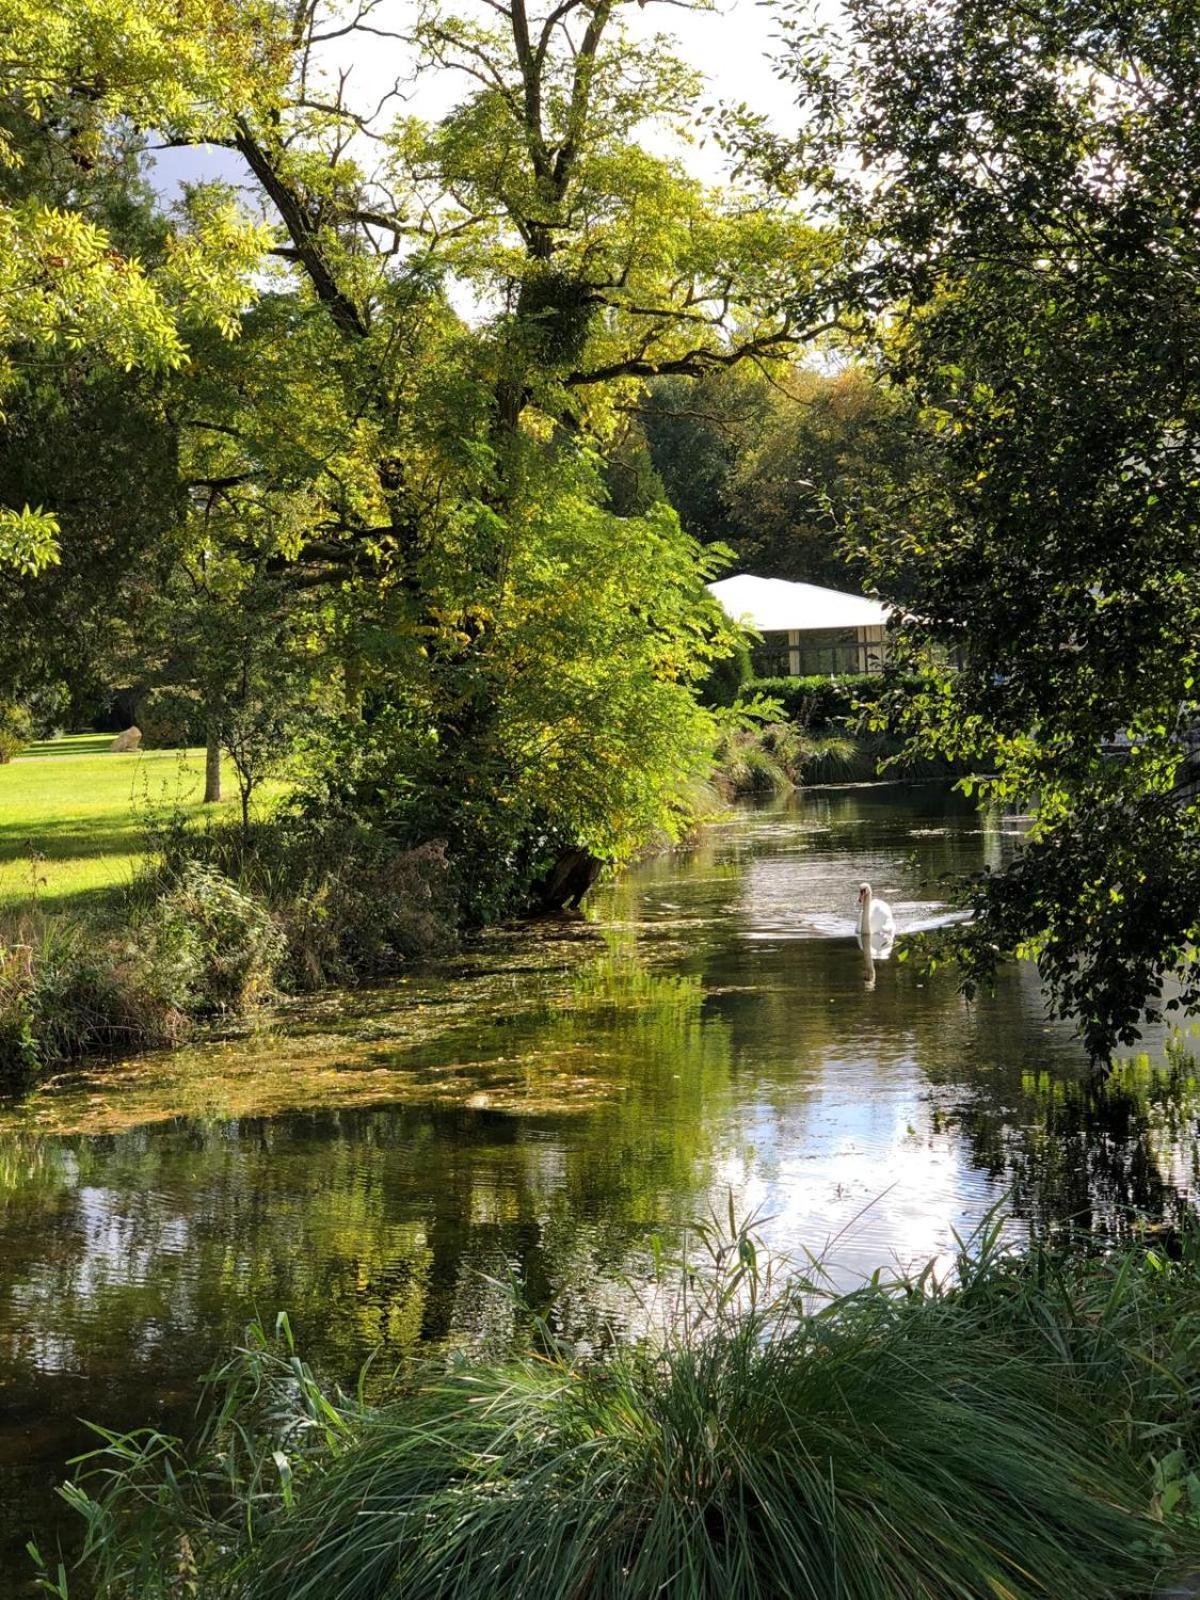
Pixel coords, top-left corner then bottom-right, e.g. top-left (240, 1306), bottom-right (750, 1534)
top-left (768, 0), bottom-right (1200, 1055)
top-left (0, 0), bottom-right (281, 568)
top-left (0, 504), bottom-right (60, 575)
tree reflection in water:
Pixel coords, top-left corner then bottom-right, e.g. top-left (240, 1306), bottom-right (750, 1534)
top-left (1, 785), bottom-right (1199, 1590)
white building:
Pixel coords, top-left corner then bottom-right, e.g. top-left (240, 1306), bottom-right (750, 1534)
top-left (708, 574), bottom-right (892, 677)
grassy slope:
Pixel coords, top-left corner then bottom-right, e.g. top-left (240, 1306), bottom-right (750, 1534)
top-left (0, 735), bottom-right (274, 910)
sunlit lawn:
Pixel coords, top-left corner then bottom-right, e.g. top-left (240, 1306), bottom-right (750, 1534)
top-left (0, 735), bottom-right (284, 911)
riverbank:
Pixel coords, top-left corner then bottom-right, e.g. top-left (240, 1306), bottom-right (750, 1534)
top-left (48, 1221), bottom-right (1200, 1600)
top-left (0, 733), bottom-right (861, 1096)
top-left (0, 697), bottom-right (981, 1096)
top-left (0, 735), bottom-right (463, 1092)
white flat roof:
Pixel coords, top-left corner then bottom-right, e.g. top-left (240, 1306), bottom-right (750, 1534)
top-left (707, 573), bottom-right (890, 633)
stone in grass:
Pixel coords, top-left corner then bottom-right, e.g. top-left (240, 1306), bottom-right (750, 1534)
top-left (109, 726), bottom-right (142, 753)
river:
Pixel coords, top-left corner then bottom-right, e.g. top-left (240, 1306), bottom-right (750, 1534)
top-left (2, 784), bottom-right (1199, 1592)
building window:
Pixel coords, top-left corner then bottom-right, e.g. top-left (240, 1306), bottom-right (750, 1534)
top-left (752, 628), bottom-right (891, 677)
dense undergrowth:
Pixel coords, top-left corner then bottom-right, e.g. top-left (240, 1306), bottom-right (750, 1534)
top-left (716, 673), bottom-right (968, 797)
top-left (36, 1216), bottom-right (1200, 1600)
top-left (0, 810), bottom-right (456, 1092)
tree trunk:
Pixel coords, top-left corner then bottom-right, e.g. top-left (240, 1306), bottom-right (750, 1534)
top-left (536, 847), bottom-right (602, 911)
top-left (204, 718), bottom-right (222, 803)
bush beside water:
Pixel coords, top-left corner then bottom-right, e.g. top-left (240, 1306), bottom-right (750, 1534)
top-left (715, 721), bottom-right (860, 796)
top-left (146, 815), bottom-right (455, 990)
top-left (42, 1219), bottom-right (1200, 1599)
top-left (0, 816), bottom-right (456, 1091)
top-left (0, 917), bottom-right (187, 1092)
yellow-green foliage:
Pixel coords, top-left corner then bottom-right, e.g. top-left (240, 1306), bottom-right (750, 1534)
top-left (0, 0), bottom-right (279, 571)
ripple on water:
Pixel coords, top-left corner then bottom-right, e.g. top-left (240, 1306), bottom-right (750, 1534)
top-left (1, 785), bottom-right (1199, 1592)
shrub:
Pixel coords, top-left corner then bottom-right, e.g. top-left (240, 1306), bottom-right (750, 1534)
top-left (0, 700), bottom-right (32, 763)
top-left (135, 687), bottom-right (202, 750)
top-left (715, 727), bottom-right (793, 796)
top-left (135, 864), bottom-right (285, 1014)
top-left (22, 681), bottom-right (70, 740)
top-left (698, 634), bottom-right (753, 708)
top-left (32, 940), bottom-right (184, 1063)
top-left (728, 676), bottom-right (979, 783)
top-left (0, 867), bottom-right (285, 1092)
top-left (140, 813), bottom-right (455, 991)
top-left (0, 816), bottom-right (455, 1089)
top-left (275, 836), bottom-right (454, 989)
top-left (51, 1224), bottom-right (1200, 1600)
top-left (0, 918), bottom-right (186, 1091)
top-left (716, 723), bottom-right (868, 796)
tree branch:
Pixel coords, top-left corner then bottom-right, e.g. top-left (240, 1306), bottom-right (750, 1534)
top-left (234, 116), bottom-right (369, 340)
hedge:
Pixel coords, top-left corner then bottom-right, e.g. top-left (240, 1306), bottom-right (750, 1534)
top-left (738, 674), bottom-right (930, 728)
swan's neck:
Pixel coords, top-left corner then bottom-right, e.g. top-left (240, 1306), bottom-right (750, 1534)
top-left (859, 892), bottom-right (871, 935)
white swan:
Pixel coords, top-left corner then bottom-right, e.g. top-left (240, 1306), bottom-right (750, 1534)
top-left (856, 915), bottom-right (895, 988)
top-left (857, 882), bottom-right (896, 942)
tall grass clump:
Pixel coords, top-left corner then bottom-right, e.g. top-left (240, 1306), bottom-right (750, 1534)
top-left (134, 863), bottom-right (285, 1014)
top-left (0, 914), bottom-right (187, 1091)
top-left (0, 866), bottom-right (286, 1091)
top-left (44, 1217), bottom-right (1200, 1600)
top-left (727, 674), bottom-right (979, 785)
top-left (716, 723), bottom-right (862, 796)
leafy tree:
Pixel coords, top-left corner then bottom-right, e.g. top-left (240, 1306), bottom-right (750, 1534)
top-left (0, 0), bottom-right (844, 914)
top-left (724, 367), bottom-right (928, 593)
top-left (0, 0), bottom-right (277, 568)
top-left (643, 365), bottom-right (928, 591)
top-left (142, 0), bottom-right (842, 904)
top-left (641, 370), bottom-right (772, 547)
top-left (142, 559), bottom-right (320, 827)
top-left (771, 0), bottom-right (1200, 1056)
top-left (0, 368), bottom-right (184, 720)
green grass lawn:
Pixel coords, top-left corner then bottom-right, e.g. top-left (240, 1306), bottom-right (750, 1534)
top-left (0, 735), bottom-right (278, 910)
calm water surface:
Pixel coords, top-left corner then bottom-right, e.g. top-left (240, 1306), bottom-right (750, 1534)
top-left (3, 784), bottom-right (1200, 1591)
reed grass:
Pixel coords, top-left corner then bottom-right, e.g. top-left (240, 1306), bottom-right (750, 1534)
top-left (42, 1213), bottom-right (1200, 1600)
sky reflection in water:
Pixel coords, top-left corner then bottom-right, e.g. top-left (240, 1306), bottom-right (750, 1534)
top-left (2, 784), bottom-right (1200, 1589)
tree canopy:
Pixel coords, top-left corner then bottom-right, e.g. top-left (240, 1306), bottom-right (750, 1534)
top-left (1, 0), bottom-right (852, 912)
top-left (0, 0), bottom-right (274, 567)
top-left (641, 364), bottom-right (927, 593)
top-left (769, 0), bottom-right (1200, 1056)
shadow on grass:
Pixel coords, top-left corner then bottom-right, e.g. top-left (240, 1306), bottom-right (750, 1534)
top-left (0, 878), bottom-right (133, 920)
top-left (0, 818), bottom-right (145, 862)
top-left (19, 736), bottom-right (120, 759)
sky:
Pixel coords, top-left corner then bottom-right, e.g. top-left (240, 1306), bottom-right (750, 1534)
top-left (148, 0), bottom-right (808, 204)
